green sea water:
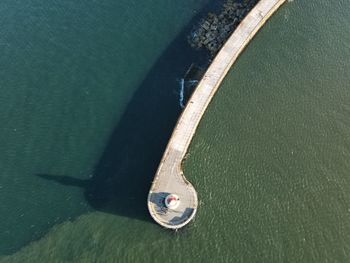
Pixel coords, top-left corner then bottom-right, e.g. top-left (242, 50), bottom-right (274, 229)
top-left (1, 0), bottom-right (350, 262)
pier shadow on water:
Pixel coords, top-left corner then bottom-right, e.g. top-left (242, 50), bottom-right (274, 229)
top-left (37, 2), bottom-right (221, 224)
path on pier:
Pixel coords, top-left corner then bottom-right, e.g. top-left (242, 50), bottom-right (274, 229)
top-left (148, 0), bottom-right (287, 229)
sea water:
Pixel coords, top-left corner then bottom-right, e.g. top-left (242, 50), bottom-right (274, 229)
top-left (1, 0), bottom-right (350, 262)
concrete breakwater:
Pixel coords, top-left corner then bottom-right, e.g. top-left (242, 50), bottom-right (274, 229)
top-left (147, 0), bottom-right (287, 229)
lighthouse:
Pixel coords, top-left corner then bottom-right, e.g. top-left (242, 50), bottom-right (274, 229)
top-left (164, 194), bottom-right (180, 209)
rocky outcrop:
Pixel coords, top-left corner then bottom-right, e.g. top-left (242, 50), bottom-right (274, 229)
top-left (188, 0), bottom-right (259, 56)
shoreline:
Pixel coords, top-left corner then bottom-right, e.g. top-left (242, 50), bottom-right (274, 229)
top-left (147, 0), bottom-right (287, 229)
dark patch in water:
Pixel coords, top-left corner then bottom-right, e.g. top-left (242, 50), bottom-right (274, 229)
top-left (37, 0), bottom-right (223, 229)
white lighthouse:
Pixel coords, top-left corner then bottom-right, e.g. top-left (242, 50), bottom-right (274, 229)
top-left (164, 194), bottom-right (180, 209)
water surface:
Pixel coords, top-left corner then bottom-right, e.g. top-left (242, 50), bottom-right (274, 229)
top-left (1, 0), bottom-right (350, 262)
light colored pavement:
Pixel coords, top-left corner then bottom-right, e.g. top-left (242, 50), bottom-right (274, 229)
top-left (148, 0), bottom-right (287, 229)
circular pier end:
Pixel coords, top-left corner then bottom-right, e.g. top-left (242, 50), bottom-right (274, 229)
top-left (147, 167), bottom-right (198, 229)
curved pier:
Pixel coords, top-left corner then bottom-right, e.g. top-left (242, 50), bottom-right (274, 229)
top-left (147, 0), bottom-right (287, 229)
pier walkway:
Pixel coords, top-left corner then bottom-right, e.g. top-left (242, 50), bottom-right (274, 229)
top-left (147, 0), bottom-right (287, 229)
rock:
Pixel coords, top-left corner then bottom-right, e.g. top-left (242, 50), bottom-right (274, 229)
top-left (188, 0), bottom-right (259, 55)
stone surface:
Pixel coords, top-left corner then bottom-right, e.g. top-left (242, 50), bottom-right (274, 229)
top-left (148, 0), bottom-right (287, 229)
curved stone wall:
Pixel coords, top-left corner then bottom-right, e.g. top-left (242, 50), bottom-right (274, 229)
top-left (148, 0), bottom-right (287, 229)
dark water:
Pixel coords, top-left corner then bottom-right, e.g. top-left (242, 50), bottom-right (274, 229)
top-left (0, 0), bottom-right (212, 255)
top-left (1, 0), bottom-right (350, 262)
